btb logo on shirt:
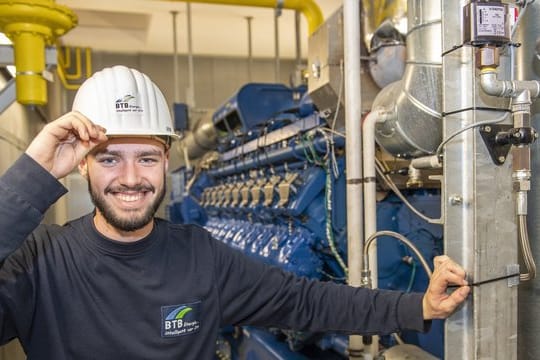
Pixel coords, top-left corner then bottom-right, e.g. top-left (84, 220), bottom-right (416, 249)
top-left (161, 301), bottom-right (201, 337)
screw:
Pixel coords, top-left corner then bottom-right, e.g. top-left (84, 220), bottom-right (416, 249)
top-left (498, 156), bottom-right (506, 163)
top-left (449, 195), bottom-right (463, 206)
top-left (484, 125), bottom-right (492, 133)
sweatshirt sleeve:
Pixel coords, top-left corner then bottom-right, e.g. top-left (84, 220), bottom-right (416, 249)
top-left (212, 237), bottom-right (428, 335)
top-left (0, 154), bottom-right (67, 261)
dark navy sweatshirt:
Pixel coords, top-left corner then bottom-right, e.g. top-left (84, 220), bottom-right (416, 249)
top-left (0, 154), bottom-right (427, 359)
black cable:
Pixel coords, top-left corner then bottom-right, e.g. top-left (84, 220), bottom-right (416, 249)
top-left (447, 272), bottom-right (520, 289)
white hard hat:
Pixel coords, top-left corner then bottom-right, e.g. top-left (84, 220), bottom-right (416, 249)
top-left (72, 65), bottom-right (178, 145)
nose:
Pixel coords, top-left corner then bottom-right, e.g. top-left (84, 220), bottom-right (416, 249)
top-left (118, 161), bottom-right (142, 187)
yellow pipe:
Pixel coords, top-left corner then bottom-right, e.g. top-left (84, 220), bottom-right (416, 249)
top-left (10, 30), bottom-right (47, 105)
top-left (60, 45), bottom-right (72, 70)
top-left (56, 46), bottom-right (92, 90)
top-left (0, 0), bottom-right (77, 105)
top-left (63, 47), bottom-right (82, 80)
top-left (56, 62), bottom-right (80, 90)
top-left (162, 0), bottom-right (324, 35)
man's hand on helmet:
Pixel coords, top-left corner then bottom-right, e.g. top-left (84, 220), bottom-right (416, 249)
top-left (26, 111), bottom-right (108, 179)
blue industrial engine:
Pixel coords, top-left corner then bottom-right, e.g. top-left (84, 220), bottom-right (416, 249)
top-left (168, 83), bottom-right (444, 359)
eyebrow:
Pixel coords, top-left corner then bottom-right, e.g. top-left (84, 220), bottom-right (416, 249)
top-left (93, 149), bottom-right (164, 157)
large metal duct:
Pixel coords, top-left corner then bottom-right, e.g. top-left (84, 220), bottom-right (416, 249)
top-left (362, 0), bottom-right (407, 89)
top-left (361, 0), bottom-right (407, 52)
top-left (372, 0), bottom-right (442, 158)
top-left (178, 111), bottom-right (217, 160)
top-left (517, 2), bottom-right (540, 359)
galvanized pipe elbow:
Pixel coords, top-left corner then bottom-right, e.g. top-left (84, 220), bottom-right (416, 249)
top-left (480, 69), bottom-right (540, 99)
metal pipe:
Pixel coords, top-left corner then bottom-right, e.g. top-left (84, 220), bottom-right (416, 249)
top-left (371, 0), bottom-right (442, 158)
top-left (186, 2), bottom-right (195, 107)
top-left (343, 0), bottom-right (366, 358)
top-left (0, 0), bottom-right (77, 105)
top-left (362, 110), bottom-right (388, 291)
top-left (171, 10), bottom-right (180, 103)
top-left (363, 231), bottom-right (433, 280)
top-left (159, 0), bottom-right (323, 35)
top-left (246, 16), bottom-right (253, 82)
top-left (294, 10), bottom-right (301, 67)
top-left (207, 136), bottom-right (345, 177)
top-left (480, 69), bottom-right (540, 99)
top-left (274, 4), bottom-right (281, 83)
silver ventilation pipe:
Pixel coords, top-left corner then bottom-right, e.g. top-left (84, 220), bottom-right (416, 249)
top-left (178, 111), bottom-right (217, 160)
top-left (371, 0), bottom-right (442, 159)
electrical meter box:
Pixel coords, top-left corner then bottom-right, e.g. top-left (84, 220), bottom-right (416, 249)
top-left (463, 1), bottom-right (511, 46)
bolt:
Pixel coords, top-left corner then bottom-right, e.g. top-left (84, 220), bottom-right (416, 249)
top-left (484, 125), bottom-right (492, 133)
top-left (449, 195), bottom-right (463, 206)
top-left (498, 156), bottom-right (506, 163)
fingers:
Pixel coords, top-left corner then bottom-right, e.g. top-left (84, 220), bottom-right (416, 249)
top-left (433, 255), bottom-right (468, 286)
top-left (26, 111), bottom-right (108, 179)
top-left (51, 111), bottom-right (107, 143)
top-left (71, 111), bottom-right (107, 142)
top-left (423, 256), bottom-right (470, 319)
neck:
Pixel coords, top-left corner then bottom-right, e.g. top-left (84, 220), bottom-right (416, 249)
top-left (93, 212), bottom-right (154, 242)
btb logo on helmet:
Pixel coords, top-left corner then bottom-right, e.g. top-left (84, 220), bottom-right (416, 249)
top-left (115, 94), bottom-right (144, 113)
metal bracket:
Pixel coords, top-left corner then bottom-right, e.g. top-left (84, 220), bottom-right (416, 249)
top-left (250, 178), bottom-right (268, 207)
top-left (239, 180), bottom-right (254, 207)
top-left (478, 124), bottom-right (513, 165)
top-left (263, 175), bottom-right (281, 206)
top-left (507, 264), bottom-right (520, 287)
top-left (0, 78), bottom-right (15, 115)
top-left (277, 173), bottom-right (299, 208)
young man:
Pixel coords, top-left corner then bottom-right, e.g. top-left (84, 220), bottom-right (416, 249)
top-left (0, 66), bottom-right (469, 359)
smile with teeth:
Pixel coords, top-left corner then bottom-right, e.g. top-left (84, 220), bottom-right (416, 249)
top-left (106, 186), bottom-right (155, 205)
top-left (115, 192), bottom-right (147, 202)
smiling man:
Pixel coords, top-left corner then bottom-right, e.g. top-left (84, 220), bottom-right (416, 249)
top-left (82, 138), bottom-right (168, 240)
top-left (0, 66), bottom-right (469, 359)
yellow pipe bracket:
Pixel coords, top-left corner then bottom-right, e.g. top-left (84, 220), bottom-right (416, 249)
top-left (0, 0), bottom-right (77, 105)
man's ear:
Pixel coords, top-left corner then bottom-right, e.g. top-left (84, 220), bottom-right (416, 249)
top-left (78, 158), bottom-right (88, 179)
top-left (164, 151), bottom-right (170, 172)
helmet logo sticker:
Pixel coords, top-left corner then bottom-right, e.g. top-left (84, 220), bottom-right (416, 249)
top-left (115, 94), bottom-right (144, 113)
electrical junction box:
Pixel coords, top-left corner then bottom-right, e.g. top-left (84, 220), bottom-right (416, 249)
top-left (463, 1), bottom-right (511, 46)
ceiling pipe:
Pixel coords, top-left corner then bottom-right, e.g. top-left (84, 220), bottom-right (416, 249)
top-left (245, 16), bottom-right (253, 81)
top-left (186, 2), bottom-right (196, 108)
top-left (274, 3), bottom-right (281, 83)
top-left (171, 10), bottom-right (180, 103)
top-left (159, 0), bottom-right (324, 35)
top-left (0, 0), bottom-right (77, 105)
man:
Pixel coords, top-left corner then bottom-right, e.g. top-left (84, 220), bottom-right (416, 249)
top-left (0, 66), bottom-right (469, 359)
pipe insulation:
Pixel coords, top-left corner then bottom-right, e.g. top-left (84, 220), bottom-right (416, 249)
top-left (343, 0), bottom-right (366, 358)
top-left (371, 0), bottom-right (442, 158)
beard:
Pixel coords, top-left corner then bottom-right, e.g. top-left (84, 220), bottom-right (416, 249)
top-left (88, 177), bottom-right (166, 232)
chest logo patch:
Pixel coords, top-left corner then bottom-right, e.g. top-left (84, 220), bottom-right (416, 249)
top-left (161, 301), bottom-right (201, 337)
